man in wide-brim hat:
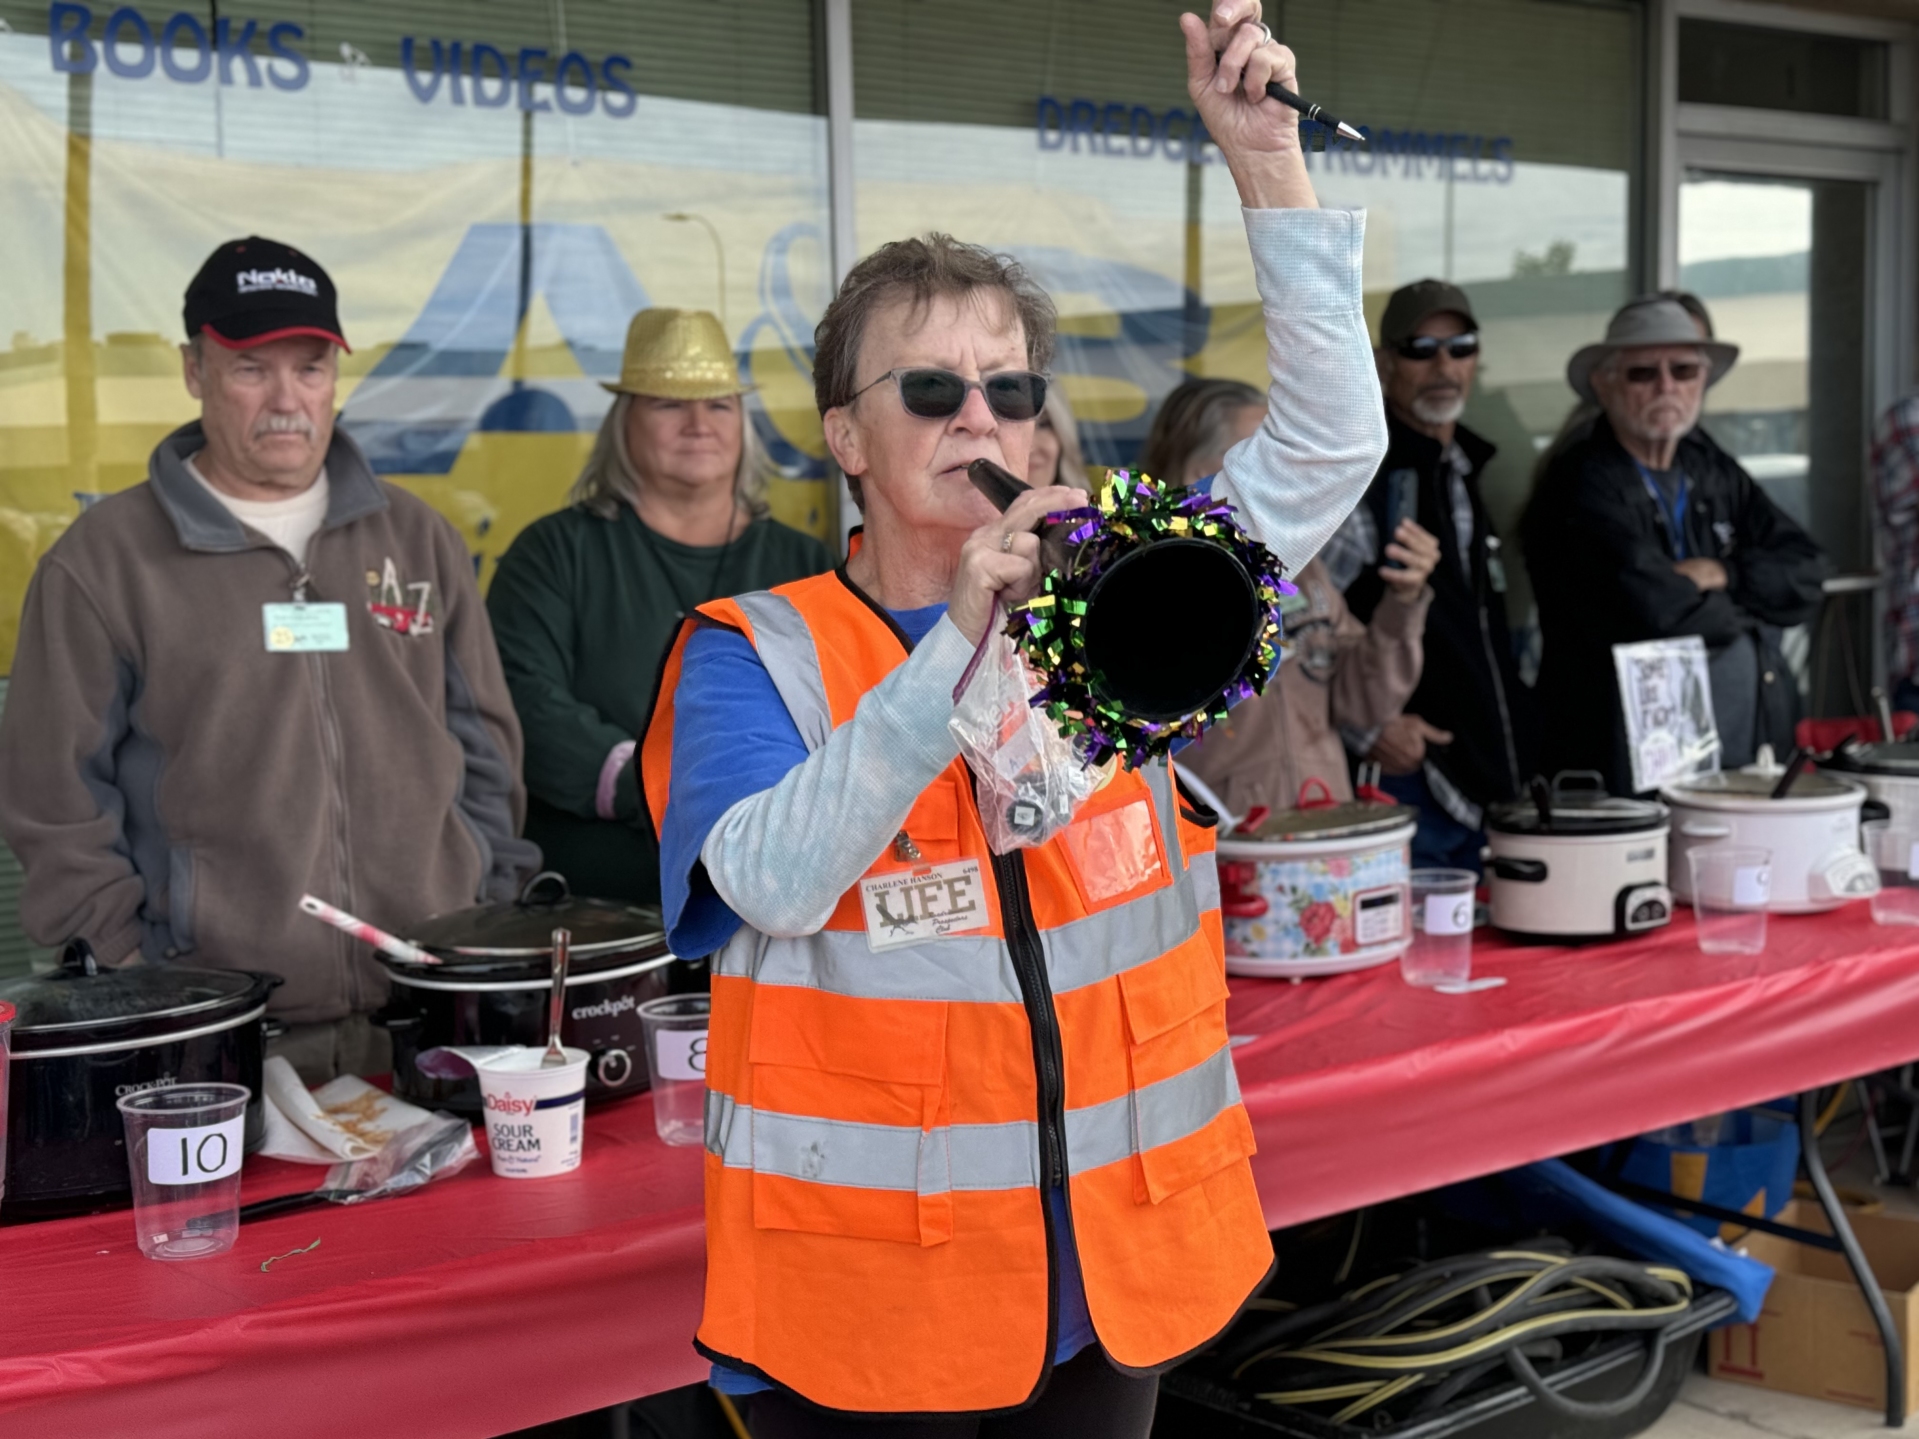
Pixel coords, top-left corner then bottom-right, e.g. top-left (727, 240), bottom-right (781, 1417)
top-left (486, 306), bottom-right (832, 906)
top-left (1523, 295), bottom-right (1827, 792)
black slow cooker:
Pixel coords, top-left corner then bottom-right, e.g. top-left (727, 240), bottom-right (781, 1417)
top-left (1, 942), bottom-right (277, 1219)
top-left (374, 873), bottom-right (675, 1116)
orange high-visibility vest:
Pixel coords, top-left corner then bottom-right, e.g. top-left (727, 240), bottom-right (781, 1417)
top-left (642, 570), bottom-right (1272, 1415)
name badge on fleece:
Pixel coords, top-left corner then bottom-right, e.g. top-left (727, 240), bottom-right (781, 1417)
top-left (263, 602), bottom-right (350, 653)
top-left (859, 858), bottom-right (991, 952)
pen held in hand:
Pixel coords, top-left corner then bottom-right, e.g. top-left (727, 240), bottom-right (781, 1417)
top-left (1214, 53), bottom-right (1366, 145)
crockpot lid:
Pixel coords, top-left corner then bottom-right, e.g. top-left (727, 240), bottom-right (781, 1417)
top-left (1486, 794), bottom-right (1667, 835)
top-left (1826, 740), bottom-right (1919, 777)
top-left (0, 942), bottom-right (264, 1034)
top-left (1666, 768), bottom-right (1859, 801)
top-left (1244, 800), bottom-right (1411, 843)
top-left (405, 872), bottom-right (665, 960)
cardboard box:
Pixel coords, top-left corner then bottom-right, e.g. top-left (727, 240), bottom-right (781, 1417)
top-left (1709, 1199), bottom-right (1919, 1414)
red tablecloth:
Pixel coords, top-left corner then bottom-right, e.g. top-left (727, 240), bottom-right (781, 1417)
top-left (6, 906), bottom-right (1919, 1437)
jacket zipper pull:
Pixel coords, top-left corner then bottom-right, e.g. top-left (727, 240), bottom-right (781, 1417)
top-left (290, 567), bottom-right (313, 603)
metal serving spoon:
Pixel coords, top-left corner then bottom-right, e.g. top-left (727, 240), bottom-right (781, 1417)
top-left (542, 927), bottom-right (571, 1068)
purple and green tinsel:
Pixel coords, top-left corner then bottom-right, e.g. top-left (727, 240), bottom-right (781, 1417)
top-left (1006, 468), bottom-right (1295, 769)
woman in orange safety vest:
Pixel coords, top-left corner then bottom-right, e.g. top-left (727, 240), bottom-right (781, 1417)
top-left (641, 5), bottom-right (1389, 1432)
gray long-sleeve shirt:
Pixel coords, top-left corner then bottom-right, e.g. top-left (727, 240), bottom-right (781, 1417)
top-left (702, 207), bottom-right (1387, 936)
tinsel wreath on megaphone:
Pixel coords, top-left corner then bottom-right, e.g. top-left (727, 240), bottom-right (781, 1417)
top-left (967, 460), bottom-right (1293, 769)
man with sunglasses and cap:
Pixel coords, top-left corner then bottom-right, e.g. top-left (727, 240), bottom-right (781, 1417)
top-left (1523, 295), bottom-right (1827, 791)
top-left (1324, 279), bottom-right (1534, 871)
top-left (639, 5), bottom-right (1385, 1432)
top-left (0, 236), bottom-right (537, 1084)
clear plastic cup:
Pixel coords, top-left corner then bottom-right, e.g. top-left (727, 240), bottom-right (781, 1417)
top-left (0, 1000), bottom-right (12, 1203)
top-left (1864, 820), bottom-right (1919, 926)
top-left (639, 995), bottom-right (710, 1147)
top-left (1404, 869), bottom-right (1477, 988)
top-left (115, 1082), bottom-right (249, 1261)
top-left (1688, 846), bottom-right (1772, 954)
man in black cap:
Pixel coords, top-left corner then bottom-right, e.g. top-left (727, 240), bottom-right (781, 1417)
top-left (1323, 279), bottom-right (1533, 870)
top-left (0, 237), bottom-right (539, 1083)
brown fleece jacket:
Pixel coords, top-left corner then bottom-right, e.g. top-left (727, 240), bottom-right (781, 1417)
top-left (0, 421), bottom-right (538, 1023)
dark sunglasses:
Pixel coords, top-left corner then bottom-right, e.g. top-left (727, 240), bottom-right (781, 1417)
top-left (849, 368), bottom-right (1048, 422)
top-left (1394, 333), bottom-right (1480, 362)
top-left (1623, 360), bottom-right (1704, 385)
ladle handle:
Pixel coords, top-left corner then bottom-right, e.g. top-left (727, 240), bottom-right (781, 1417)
top-left (1771, 747), bottom-right (1813, 800)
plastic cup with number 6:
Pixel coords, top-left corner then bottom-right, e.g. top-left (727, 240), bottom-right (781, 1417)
top-left (116, 1082), bottom-right (250, 1260)
top-left (1404, 869), bottom-right (1477, 988)
top-left (639, 995), bottom-right (710, 1147)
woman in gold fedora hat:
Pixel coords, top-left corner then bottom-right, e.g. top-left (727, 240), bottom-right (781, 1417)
top-left (488, 307), bottom-right (833, 906)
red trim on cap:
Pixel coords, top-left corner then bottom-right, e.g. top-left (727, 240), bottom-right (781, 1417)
top-left (201, 323), bottom-right (352, 355)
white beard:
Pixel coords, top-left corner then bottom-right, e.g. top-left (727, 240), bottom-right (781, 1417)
top-left (1411, 392), bottom-right (1466, 426)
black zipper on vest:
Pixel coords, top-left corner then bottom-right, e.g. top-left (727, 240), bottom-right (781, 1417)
top-left (990, 848), bottom-right (1065, 1186)
top-left (987, 839), bottom-right (1066, 1384)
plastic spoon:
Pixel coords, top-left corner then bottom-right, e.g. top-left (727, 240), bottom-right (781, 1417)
top-left (542, 927), bottom-right (571, 1068)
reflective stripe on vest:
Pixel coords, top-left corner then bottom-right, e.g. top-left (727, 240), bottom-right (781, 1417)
top-left (706, 1041), bottom-right (1241, 1188)
top-left (732, 590), bottom-right (833, 751)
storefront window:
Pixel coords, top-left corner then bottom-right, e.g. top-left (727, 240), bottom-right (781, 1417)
top-left (0, 0), bottom-right (834, 678)
top-left (850, 0), bottom-right (1643, 633)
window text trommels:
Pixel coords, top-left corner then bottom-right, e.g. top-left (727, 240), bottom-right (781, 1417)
top-left (46, 3), bottom-right (638, 117)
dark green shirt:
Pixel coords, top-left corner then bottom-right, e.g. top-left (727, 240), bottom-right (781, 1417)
top-left (486, 504), bottom-right (835, 904)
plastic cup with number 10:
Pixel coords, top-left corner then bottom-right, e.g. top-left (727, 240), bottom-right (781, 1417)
top-left (115, 1082), bottom-right (250, 1260)
top-left (1404, 869), bottom-right (1477, 988)
top-left (639, 995), bottom-right (710, 1146)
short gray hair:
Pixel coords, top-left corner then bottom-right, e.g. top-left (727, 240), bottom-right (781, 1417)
top-left (569, 392), bottom-right (771, 520)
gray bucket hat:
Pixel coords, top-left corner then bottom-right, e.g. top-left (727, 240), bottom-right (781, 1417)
top-left (1566, 297), bottom-right (1739, 404)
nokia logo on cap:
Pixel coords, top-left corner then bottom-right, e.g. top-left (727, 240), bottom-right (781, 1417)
top-left (235, 267), bottom-right (320, 298)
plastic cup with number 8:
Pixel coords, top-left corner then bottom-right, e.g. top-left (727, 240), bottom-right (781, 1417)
top-left (1688, 845), bottom-right (1771, 954)
top-left (116, 1082), bottom-right (250, 1261)
top-left (639, 995), bottom-right (710, 1147)
top-left (1404, 869), bottom-right (1477, 988)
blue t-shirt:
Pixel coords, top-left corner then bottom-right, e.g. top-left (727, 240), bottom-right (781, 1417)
top-left (661, 599), bottom-right (1097, 1394)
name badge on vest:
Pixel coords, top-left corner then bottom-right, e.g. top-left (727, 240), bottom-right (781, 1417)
top-left (263, 602), bottom-right (350, 653)
top-left (859, 859), bottom-right (991, 952)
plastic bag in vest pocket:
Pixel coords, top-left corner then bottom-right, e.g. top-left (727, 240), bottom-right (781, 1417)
top-left (746, 995), bottom-right (954, 1246)
top-left (1058, 794), bottom-right (1169, 912)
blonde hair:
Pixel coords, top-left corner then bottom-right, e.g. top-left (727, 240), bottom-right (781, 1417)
top-left (1039, 385), bottom-right (1090, 486)
top-left (569, 392), bottom-right (771, 520)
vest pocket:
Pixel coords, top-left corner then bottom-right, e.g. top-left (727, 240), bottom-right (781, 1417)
top-left (1059, 795), bottom-right (1169, 911)
top-left (1115, 939), bottom-right (1251, 1204)
top-left (747, 994), bottom-right (952, 1246)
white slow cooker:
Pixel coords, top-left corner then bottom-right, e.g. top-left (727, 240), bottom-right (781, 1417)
top-left (1663, 752), bottom-right (1879, 913)
top-left (1822, 741), bottom-right (1919, 831)
top-left (1216, 799), bottom-right (1416, 979)
top-left (1486, 778), bottom-right (1672, 942)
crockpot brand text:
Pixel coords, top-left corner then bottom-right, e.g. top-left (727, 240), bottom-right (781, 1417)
top-left (46, 4), bottom-right (638, 118)
top-left (571, 993), bottom-right (637, 1021)
top-left (114, 1074), bottom-right (177, 1098)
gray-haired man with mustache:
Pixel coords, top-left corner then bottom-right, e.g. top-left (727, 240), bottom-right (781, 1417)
top-left (0, 236), bottom-right (539, 1083)
top-left (1323, 279), bottom-right (1535, 871)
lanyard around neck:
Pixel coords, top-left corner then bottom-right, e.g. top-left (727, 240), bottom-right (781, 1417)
top-left (1634, 462), bottom-right (1689, 561)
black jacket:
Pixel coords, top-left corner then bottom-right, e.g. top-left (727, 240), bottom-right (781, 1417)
top-left (1522, 417), bottom-right (1828, 793)
top-left (1345, 413), bottom-right (1534, 810)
